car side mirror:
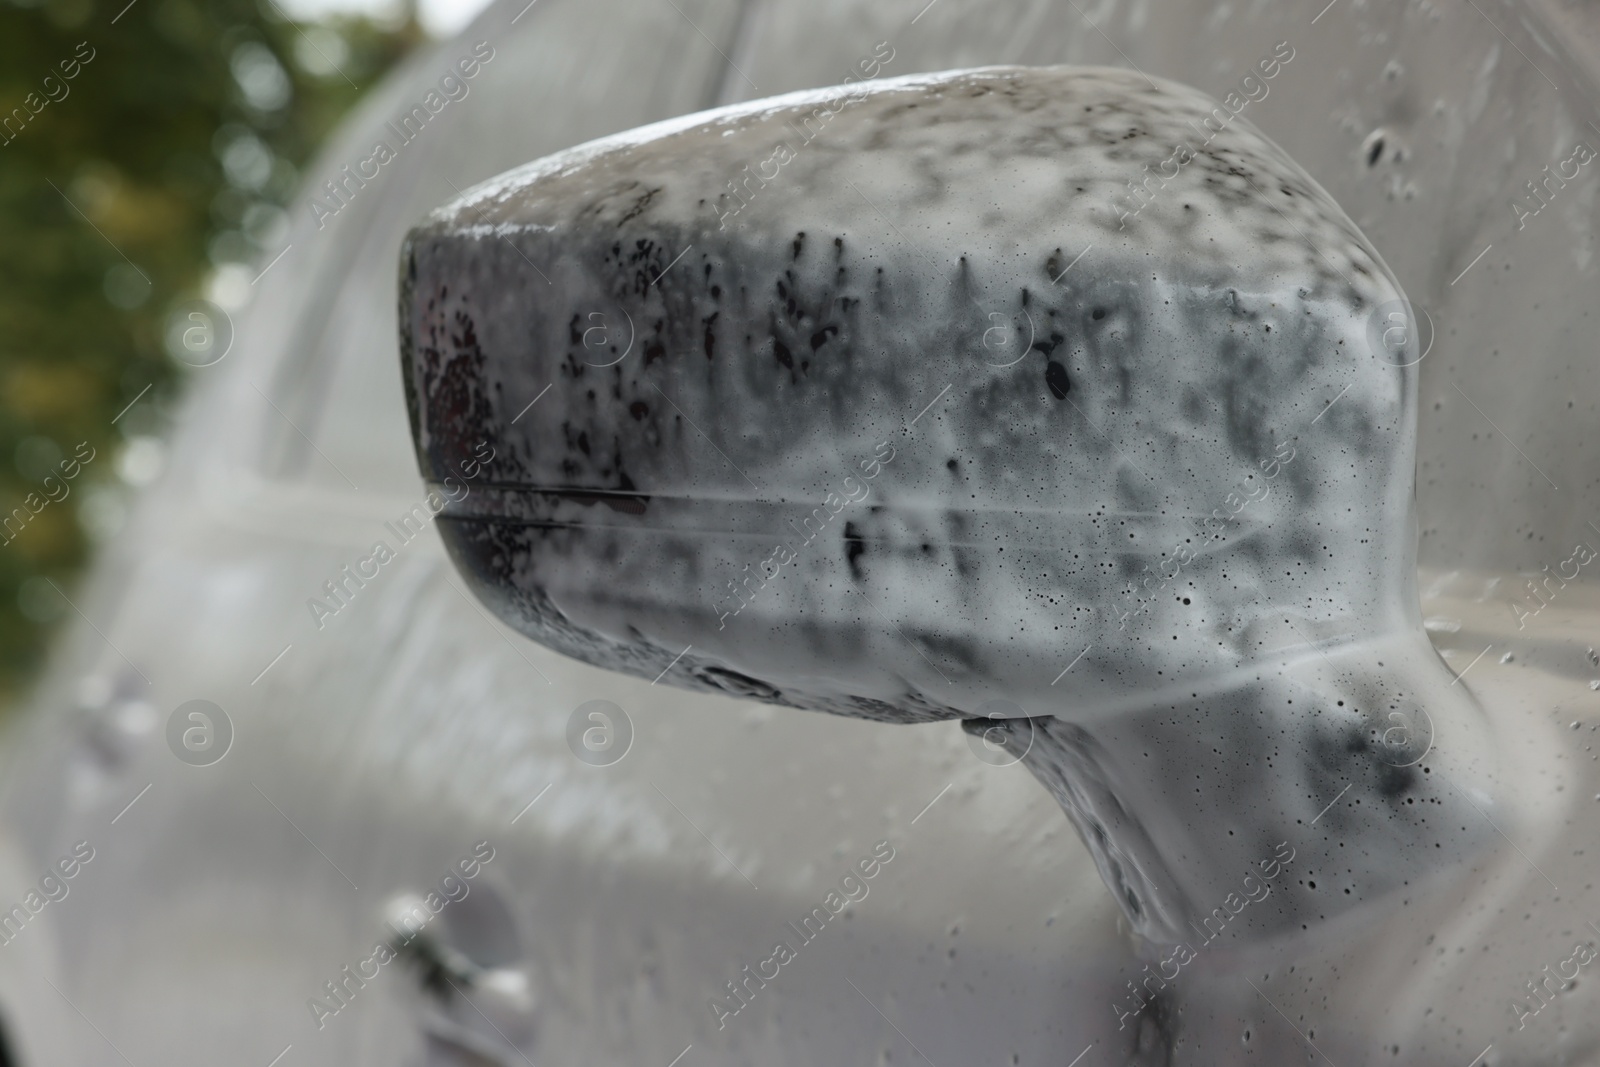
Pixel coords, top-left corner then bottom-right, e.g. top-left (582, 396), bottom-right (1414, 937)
top-left (400, 66), bottom-right (1497, 947)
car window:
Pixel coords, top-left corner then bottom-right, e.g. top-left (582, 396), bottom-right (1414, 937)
top-left (244, 0), bottom-right (745, 496)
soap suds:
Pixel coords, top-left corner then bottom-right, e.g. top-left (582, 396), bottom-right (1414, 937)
top-left (399, 66), bottom-right (1497, 947)
top-left (403, 66), bottom-right (1415, 723)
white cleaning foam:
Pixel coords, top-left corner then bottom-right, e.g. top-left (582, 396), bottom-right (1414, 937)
top-left (401, 65), bottom-right (1500, 947)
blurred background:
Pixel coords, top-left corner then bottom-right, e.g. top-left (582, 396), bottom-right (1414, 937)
top-left (0, 0), bottom-right (500, 708)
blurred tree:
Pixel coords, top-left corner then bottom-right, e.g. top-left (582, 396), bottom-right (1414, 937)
top-left (0, 0), bottom-right (422, 706)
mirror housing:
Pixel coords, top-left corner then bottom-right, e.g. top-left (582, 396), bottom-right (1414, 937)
top-left (400, 66), bottom-right (1496, 946)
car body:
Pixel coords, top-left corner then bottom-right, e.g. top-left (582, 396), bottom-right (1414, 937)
top-left (1, 0), bottom-right (1598, 1063)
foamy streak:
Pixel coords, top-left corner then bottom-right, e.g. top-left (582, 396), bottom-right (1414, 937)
top-left (974, 635), bottom-right (1496, 945)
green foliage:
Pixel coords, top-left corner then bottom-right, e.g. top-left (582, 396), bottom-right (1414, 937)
top-left (0, 0), bottom-right (421, 706)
